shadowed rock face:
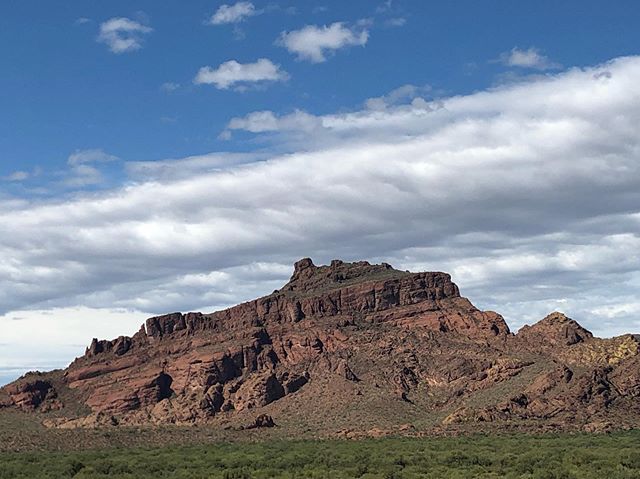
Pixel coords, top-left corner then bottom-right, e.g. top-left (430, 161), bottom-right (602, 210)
top-left (2, 258), bottom-right (639, 434)
top-left (1, 377), bottom-right (59, 411)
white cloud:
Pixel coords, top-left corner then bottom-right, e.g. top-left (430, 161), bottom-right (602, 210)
top-left (194, 58), bottom-right (288, 90)
top-left (364, 84), bottom-right (431, 110)
top-left (500, 47), bottom-right (560, 70)
top-left (2, 56), bottom-right (640, 379)
top-left (375, 0), bottom-right (394, 14)
top-left (208, 2), bottom-right (258, 25)
top-left (65, 149), bottom-right (118, 187)
top-left (126, 152), bottom-right (268, 181)
top-left (160, 82), bottom-right (180, 92)
top-left (226, 109), bottom-right (322, 134)
top-left (68, 149), bottom-right (118, 166)
top-left (0, 307), bottom-right (148, 385)
top-left (591, 301), bottom-right (640, 320)
top-left (3, 171), bottom-right (30, 182)
top-left (385, 17), bottom-right (406, 27)
top-left (277, 22), bottom-right (369, 63)
top-left (97, 17), bottom-right (152, 54)
top-left (221, 85), bottom-right (441, 143)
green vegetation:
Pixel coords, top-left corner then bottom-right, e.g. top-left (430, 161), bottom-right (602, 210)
top-left (1, 431), bottom-right (639, 478)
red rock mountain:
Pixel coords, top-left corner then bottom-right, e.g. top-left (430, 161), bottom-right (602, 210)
top-left (1, 259), bottom-right (639, 434)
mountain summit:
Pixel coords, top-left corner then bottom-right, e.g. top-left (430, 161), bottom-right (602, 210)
top-left (1, 259), bottom-right (639, 434)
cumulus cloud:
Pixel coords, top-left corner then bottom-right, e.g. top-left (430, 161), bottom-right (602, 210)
top-left (221, 85), bottom-right (441, 146)
top-left (208, 2), bottom-right (258, 25)
top-left (364, 84), bottom-right (431, 110)
top-left (194, 58), bottom-right (288, 90)
top-left (97, 17), bottom-right (152, 54)
top-left (277, 22), bottom-right (369, 62)
top-left (225, 109), bottom-right (322, 134)
top-left (500, 47), bottom-right (560, 70)
top-left (2, 56), bottom-right (640, 381)
top-left (65, 149), bottom-right (118, 187)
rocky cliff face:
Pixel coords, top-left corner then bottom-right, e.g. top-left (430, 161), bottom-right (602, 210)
top-left (1, 259), bottom-right (638, 434)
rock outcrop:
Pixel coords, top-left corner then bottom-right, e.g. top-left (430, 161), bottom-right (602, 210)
top-left (1, 374), bottom-right (60, 412)
top-left (517, 312), bottom-right (593, 349)
top-left (2, 258), bottom-right (639, 434)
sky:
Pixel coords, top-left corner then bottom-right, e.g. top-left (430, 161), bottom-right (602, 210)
top-left (1, 1), bottom-right (640, 386)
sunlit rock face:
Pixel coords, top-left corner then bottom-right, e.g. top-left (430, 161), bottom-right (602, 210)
top-left (2, 259), bottom-right (639, 434)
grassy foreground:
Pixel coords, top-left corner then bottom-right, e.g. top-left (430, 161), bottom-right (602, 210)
top-left (0, 431), bottom-right (639, 479)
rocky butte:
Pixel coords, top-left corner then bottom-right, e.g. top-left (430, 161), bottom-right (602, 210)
top-left (1, 258), bottom-right (639, 435)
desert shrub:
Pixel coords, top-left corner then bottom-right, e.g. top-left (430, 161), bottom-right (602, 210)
top-left (0, 431), bottom-right (639, 478)
top-left (222, 470), bottom-right (252, 479)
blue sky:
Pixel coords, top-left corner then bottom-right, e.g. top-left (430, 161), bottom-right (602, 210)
top-left (1, 1), bottom-right (640, 385)
top-left (2, 0), bottom-right (639, 184)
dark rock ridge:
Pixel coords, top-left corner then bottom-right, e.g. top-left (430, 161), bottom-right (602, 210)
top-left (1, 258), bottom-right (639, 434)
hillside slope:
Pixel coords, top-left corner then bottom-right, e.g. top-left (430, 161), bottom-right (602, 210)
top-left (2, 258), bottom-right (639, 435)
